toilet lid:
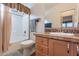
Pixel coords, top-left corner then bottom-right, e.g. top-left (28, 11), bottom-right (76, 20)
top-left (21, 40), bottom-right (35, 45)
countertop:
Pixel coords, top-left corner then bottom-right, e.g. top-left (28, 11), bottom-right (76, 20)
top-left (35, 33), bottom-right (79, 43)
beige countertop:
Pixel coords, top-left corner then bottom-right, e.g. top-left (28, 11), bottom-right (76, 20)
top-left (35, 33), bottom-right (79, 43)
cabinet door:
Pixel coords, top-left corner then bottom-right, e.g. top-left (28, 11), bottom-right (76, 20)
top-left (49, 39), bottom-right (68, 56)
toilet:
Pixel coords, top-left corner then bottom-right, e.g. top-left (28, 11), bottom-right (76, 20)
top-left (21, 40), bottom-right (35, 56)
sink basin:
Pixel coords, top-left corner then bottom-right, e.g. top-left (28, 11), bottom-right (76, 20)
top-left (49, 32), bottom-right (74, 36)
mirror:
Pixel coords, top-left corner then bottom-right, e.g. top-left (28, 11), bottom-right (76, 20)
top-left (44, 20), bottom-right (52, 28)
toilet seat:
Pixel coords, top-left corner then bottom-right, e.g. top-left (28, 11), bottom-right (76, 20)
top-left (21, 40), bottom-right (35, 48)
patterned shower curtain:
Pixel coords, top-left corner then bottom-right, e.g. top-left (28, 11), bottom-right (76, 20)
top-left (2, 5), bottom-right (11, 52)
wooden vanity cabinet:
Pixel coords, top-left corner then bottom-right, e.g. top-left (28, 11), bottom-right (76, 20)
top-left (35, 36), bottom-right (69, 56)
top-left (35, 34), bottom-right (78, 56)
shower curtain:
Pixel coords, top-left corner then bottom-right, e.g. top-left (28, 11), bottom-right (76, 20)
top-left (0, 3), bottom-right (31, 53)
top-left (0, 4), bottom-right (2, 53)
top-left (2, 6), bottom-right (11, 52)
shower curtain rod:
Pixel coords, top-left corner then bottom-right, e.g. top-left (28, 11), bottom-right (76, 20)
top-left (3, 3), bottom-right (31, 14)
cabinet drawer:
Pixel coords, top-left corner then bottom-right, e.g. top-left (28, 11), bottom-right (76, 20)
top-left (36, 37), bottom-right (43, 44)
top-left (42, 46), bottom-right (48, 55)
top-left (36, 45), bottom-right (43, 52)
top-left (35, 36), bottom-right (49, 56)
top-left (36, 42), bottom-right (43, 45)
top-left (36, 51), bottom-right (43, 56)
top-left (43, 38), bottom-right (48, 46)
top-left (36, 45), bottom-right (43, 56)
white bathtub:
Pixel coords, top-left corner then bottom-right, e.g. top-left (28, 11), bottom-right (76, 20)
top-left (10, 35), bottom-right (28, 44)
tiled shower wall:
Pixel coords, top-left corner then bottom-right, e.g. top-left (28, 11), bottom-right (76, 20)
top-left (10, 14), bottom-right (29, 43)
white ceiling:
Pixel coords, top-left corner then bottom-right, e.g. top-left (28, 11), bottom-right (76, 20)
top-left (44, 3), bottom-right (58, 10)
top-left (22, 3), bottom-right (58, 10)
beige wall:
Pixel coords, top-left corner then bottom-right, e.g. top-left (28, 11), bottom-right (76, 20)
top-left (31, 3), bottom-right (79, 33)
top-left (31, 3), bottom-right (45, 33)
top-left (45, 3), bottom-right (78, 28)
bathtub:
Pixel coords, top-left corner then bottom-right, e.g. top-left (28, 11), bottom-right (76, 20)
top-left (10, 35), bottom-right (28, 44)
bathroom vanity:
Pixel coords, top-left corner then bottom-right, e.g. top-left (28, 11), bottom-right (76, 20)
top-left (35, 33), bottom-right (79, 56)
